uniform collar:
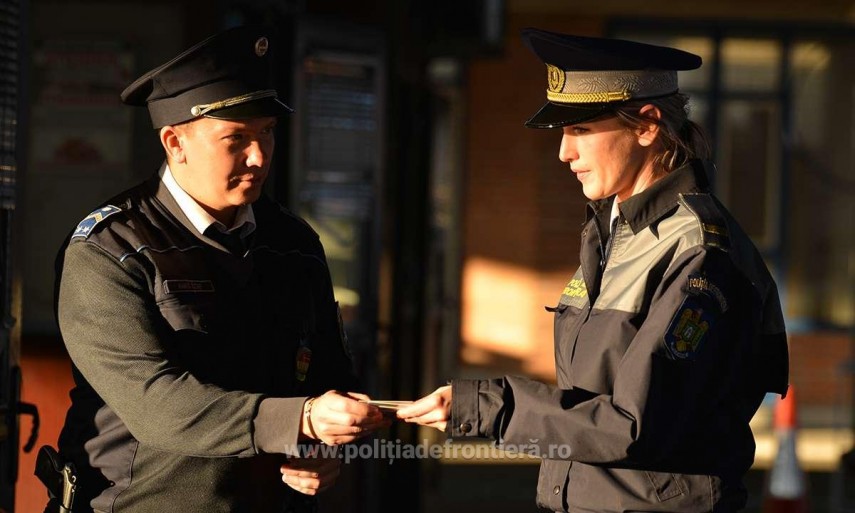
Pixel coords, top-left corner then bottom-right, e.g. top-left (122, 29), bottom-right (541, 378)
top-left (586, 159), bottom-right (712, 234)
top-left (161, 163), bottom-right (256, 238)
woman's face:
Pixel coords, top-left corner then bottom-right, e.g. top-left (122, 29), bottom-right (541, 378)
top-left (558, 115), bottom-right (654, 202)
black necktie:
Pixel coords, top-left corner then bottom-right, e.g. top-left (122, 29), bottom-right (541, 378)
top-left (205, 227), bottom-right (246, 256)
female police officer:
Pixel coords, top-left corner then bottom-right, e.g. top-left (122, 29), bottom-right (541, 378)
top-left (398, 28), bottom-right (789, 512)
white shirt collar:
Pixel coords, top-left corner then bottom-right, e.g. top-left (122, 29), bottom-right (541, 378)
top-left (162, 165), bottom-right (256, 238)
top-left (609, 196), bottom-right (621, 234)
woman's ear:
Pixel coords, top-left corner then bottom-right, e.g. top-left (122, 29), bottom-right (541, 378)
top-left (160, 125), bottom-right (186, 164)
top-left (636, 104), bottom-right (662, 147)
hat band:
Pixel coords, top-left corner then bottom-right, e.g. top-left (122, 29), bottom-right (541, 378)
top-left (546, 90), bottom-right (632, 104)
top-left (190, 89), bottom-right (278, 117)
top-left (545, 66), bottom-right (678, 105)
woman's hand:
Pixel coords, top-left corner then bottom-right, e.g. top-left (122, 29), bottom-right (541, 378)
top-left (395, 385), bottom-right (452, 431)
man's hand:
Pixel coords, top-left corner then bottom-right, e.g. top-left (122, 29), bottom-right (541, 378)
top-left (280, 447), bottom-right (341, 496)
top-left (395, 385), bottom-right (451, 431)
top-left (301, 391), bottom-right (389, 445)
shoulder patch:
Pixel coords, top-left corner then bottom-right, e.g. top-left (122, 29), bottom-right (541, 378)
top-left (664, 297), bottom-right (715, 361)
top-left (72, 205), bottom-right (123, 239)
top-left (679, 193), bottom-right (730, 251)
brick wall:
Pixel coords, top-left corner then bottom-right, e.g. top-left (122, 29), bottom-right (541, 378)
top-left (460, 14), bottom-right (605, 381)
top-left (789, 332), bottom-right (853, 413)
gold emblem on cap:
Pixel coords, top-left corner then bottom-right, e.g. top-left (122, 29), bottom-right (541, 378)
top-left (254, 37), bottom-right (269, 57)
top-left (190, 89), bottom-right (278, 117)
top-left (546, 64), bottom-right (565, 93)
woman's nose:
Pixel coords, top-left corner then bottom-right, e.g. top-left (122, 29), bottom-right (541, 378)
top-left (559, 133), bottom-right (577, 163)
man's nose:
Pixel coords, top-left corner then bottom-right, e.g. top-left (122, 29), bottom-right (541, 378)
top-left (245, 140), bottom-right (267, 168)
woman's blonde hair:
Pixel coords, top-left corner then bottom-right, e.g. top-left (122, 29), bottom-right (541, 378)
top-left (612, 93), bottom-right (711, 173)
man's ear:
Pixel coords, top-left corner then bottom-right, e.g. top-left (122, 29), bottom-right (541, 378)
top-left (636, 104), bottom-right (662, 148)
top-left (160, 125), bottom-right (186, 164)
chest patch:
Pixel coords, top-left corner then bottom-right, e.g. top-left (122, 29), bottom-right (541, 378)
top-left (72, 205), bottom-right (122, 239)
top-left (664, 298), bottom-right (714, 361)
top-left (295, 342), bottom-right (312, 382)
top-left (558, 277), bottom-right (588, 307)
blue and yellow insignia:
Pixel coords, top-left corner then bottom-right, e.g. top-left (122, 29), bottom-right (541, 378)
top-left (72, 205), bottom-right (122, 239)
top-left (664, 299), bottom-right (713, 361)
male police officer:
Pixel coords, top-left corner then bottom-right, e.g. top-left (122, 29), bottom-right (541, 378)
top-left (54, 26), bottom-right (386, 512)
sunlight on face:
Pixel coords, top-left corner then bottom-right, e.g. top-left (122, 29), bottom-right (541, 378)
top-left (558, 116), bottom-right (652, 202)
top-left (174, 116), bottom-right (277, 212)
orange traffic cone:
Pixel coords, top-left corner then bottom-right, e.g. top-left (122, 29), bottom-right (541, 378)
top-left (761, 386), bottom-right (809, 513)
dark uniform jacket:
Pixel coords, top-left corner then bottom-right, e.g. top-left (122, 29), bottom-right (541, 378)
top-left (56, 171), bottom-right (355, 513)
top-left (450, 160), bottom-right (789, 512)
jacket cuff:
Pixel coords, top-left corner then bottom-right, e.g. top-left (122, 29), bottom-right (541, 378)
top-left (252, 397), bottom-right (307, 456)
top-left (450, 379), bottom-right (505, 439)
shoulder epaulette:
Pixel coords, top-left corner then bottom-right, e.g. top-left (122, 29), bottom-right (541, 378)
top-left (678, 193), bottom-right (730, 251)
top-left (71, 205), bottom-right (124, 240)
top-left (277, 204), bottom-right (320, 239)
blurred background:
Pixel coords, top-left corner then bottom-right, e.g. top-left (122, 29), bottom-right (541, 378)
top-left (0, 0), bottom-right (853, 511)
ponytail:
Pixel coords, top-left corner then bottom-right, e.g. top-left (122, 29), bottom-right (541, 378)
top-left (612, 93), bottom-right (711, 173)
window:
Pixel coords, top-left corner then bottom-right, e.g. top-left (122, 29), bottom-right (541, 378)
top-left (612, 23), bottom-right (855, 328)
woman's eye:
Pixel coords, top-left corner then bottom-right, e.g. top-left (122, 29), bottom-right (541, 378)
top-left (572, 126), bottom-right (589, 134)
top-left (225, 134), bottom-right (244, 142)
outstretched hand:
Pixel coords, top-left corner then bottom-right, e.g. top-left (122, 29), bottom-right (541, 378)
top-left (395, 385), bottom-right (451, 431)
top-left (302, 391), bottom-right (390, 446)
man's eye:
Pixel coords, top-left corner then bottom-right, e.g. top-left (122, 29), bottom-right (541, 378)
top-left (225, 134), bottom-right (244, 142)
top-left (572, 126), bottom-right (589, 134)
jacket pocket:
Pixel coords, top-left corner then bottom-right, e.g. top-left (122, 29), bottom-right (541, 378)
top-left (566, 464), bottom-right (716, 512)
top-left (645, 470), bottom-right (685, 502)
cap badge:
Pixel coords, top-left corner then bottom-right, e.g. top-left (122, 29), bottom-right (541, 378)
top-left (254, 37), bottom-right (269, 57)
top-left (546, 64), bottom-right (565, 93)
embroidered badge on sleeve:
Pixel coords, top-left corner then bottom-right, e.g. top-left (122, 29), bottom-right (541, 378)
top-left (686, 273), bottom-right (729, 313)
top-left (664, 298), bottom-right (714, 361)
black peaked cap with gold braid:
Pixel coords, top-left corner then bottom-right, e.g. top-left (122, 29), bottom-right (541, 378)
top-left (121, 25), bottom-right (293, 128)
top-left (521, 28), bottom-right (702, 129)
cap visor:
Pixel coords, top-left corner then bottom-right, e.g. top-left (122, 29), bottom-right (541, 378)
top-left (524, 102), bottom-right (612, 129)
top-left (205, 97), bottom-right (294, 120)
